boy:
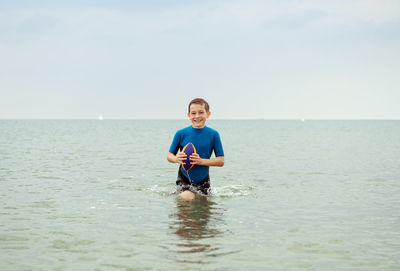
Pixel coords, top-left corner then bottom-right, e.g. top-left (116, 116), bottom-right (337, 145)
top-left (167, 98), bottom-right (224, 201)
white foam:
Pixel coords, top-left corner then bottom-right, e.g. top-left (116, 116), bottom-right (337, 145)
top-left (210, 184), bottom-right (255, 197)
top-left (145, 184), bottom-right (255, 197)
top-left (146, 185), bottom-right (176, 195)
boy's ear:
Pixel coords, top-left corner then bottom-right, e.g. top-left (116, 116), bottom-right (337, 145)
top-left (207, 111), bottom-right (211, 118)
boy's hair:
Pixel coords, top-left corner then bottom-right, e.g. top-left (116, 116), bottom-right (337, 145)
top-left (188, 98), bottom-right (210, 112)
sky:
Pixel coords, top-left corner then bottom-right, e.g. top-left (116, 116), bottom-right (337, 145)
top-left (1, 0), bottom-right (399, 119)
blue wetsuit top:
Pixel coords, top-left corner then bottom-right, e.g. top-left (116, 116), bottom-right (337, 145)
top-left (169, 125), bottom-right (224, 183)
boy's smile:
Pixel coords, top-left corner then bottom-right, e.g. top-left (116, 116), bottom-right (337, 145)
top-left (188, 103), bottom-right (210, 129)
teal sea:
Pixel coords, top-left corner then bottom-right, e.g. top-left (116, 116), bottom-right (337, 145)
top-left (1, 120), bottom-right (399, 271)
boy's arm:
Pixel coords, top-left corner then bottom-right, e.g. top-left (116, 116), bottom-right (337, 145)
top-left (190, 154), bottom-right (224, 167)
top-left (167, 152), bottom-right (186, 164)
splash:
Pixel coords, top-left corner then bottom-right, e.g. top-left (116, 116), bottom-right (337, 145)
top-left (210, 184), bottom-right (255, 197)
top-left (146, 184), bottom-right (176, 196)
top-left (145, 183), bottom-right (255, 198)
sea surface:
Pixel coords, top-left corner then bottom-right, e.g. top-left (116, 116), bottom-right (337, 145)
top-left (0, 120), bottom-right (399, 271)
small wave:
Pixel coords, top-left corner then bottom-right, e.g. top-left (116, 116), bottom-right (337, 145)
top-left (120, 176), bottom-right (136, 180)
top-left (210, 184), bottom-right (255, 197)
top-left (145, 184), bottom-right (176, 196)
top-left (365, 177), bottom-right (387, 183)
top-left (35, 175), bottom-right (65, 181)
top-left (144, 184), bottom-right (255, 197)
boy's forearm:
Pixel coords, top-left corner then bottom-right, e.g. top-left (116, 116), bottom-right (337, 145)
top-left (199, 156), bottom-right (224, 167)
top-left (167, 152), bottom-right (178, 163)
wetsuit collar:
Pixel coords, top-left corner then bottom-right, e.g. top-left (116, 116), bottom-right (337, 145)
top-left (191, 125), bottom-right (206, 131)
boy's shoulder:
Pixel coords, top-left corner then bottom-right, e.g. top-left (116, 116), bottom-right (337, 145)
top-left (175, 126), bottom-right (192, 134)
top-left (203, 126), bottom-right (220, 134)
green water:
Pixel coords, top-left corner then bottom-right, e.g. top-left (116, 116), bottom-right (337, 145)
top-left (1, 120), bottom-right (399, 270)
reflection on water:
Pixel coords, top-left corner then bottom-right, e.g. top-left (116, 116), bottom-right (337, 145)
top-left (169, 195), bottom-right (223, 258)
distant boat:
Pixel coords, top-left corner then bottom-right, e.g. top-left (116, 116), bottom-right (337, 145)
top-left (98, 114), bottom-right (103, 120)
top-left (301, 118), bottom-right (305, 122)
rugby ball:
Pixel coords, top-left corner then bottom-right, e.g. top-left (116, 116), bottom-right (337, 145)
top-left (181, 143), bottom-right (196, 171)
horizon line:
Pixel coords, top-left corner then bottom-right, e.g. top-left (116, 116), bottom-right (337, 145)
top-left (0, 118), bottom-right (399, 121)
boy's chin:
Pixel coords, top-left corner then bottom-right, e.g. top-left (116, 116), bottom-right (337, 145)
top-left (192, 122), bottom-right (205, 128)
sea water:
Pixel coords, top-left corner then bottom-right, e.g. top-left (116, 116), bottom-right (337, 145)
top-left (0, 120), bottom-right (399, 271)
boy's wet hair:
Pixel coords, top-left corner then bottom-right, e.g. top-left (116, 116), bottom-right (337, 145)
top-left (188, 98), bottom-right (210, 113)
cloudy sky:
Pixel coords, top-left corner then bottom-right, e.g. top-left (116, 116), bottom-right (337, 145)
top-left (1, 0), bottom-right (399, 119)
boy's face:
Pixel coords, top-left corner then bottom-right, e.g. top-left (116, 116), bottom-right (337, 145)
top-left (188, 103), bottom-right (210, 129)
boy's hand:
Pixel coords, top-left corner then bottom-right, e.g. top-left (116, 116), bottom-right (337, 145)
top-left (190, 153), bottom-right (202, 165)
top-left (176, 152), bottom-right (187, 164)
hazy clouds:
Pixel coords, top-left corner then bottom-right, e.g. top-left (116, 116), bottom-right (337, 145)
top-left (1, 0), bottom-right (399, 119)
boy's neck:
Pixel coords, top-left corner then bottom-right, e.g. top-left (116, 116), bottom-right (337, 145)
top-left (191, 125), bottom-right (206, 129)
